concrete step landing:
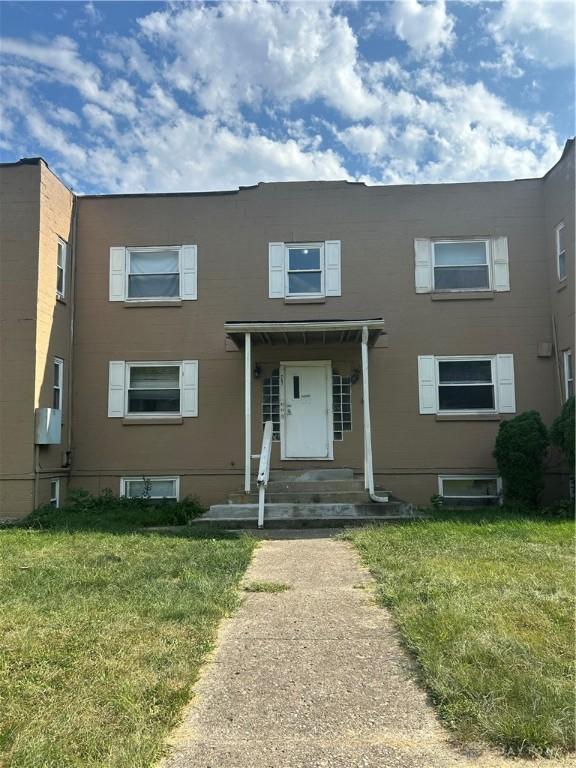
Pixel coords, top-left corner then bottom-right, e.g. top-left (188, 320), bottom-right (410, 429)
top-left (197, 501), bottom-right (417, 529)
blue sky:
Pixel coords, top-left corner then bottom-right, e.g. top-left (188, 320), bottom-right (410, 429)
top-left (0, 1), bottom-right (574, 193)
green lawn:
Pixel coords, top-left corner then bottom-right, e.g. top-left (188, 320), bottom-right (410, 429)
top-left (0, 520), bottom-right (255, 768)
top-left (348, 511), bottom-right (575, 757)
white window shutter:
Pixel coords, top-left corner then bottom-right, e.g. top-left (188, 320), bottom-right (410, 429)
top-left (181, 244), bottom-right (197, 300)
top-left (492, 236), bottom-right (510, 292)
top-left (418, 356), bottom-right (437, 414)
top-left (109, 247), bottom-right (126, 301)
top-left (268, 242), bottom-right (285, 298)
top-left (414, 239), bottom-right (433, 293)
top-left (108, 361), bottom-right (125, 417)
top-left (325, 240), bottom-right (341, 296)
top-left (496, 354), bottom-right (516, 413)
top-left (181, 360), bottom-right (198, 417)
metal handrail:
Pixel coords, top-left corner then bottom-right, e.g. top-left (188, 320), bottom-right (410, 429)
top-left (256, 421), bottom-right (273, 528)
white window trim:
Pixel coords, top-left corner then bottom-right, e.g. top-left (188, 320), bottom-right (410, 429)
top-left (120, 476), bottom-right (180, 500)
top-left (432, 238), bottom-right (492, 293)
top-left (125, 245), bottom-right (182, 302)
top-left (556, 222), bottom-right (567, 281)
top-left (57, 238), bottom-right (67, 299)
top-left (436, 355), bottom-right (497, 415)
top-left (50, 478), bottom-right (60, 507)
top-left (53, 357), bottom-right (64, 411)
top-left (563, 349), bottom-right (573, 401)
top-left (438, 475), bottom-right (502, 503)
top-left (284, 242), bottom-right (325, 299)
top-left (125, 361), bottom-right (182, 418)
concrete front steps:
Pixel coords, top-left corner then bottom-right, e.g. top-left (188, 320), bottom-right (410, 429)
top-left (195, 469), bottom-right (417, 528)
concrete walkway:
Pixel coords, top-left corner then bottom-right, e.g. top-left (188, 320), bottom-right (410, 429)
top-left (162, 532), bottom-right (570, 768)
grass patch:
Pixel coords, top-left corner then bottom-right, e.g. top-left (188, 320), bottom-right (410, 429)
top-left (0, 505), bottom-right (256, 768)
top-left (243, 580), bottom-right (291, 593)
top-left (347, 509), bottom-right (575, 757)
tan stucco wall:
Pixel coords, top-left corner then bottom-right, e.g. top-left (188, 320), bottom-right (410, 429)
top-left (71, 168), bottom-right (566, 507)
top-left (543, 142), bottom-right (575, 409)
top-left (0, 164), bottom-right (40, 516)
top-left (35, 162), bottom-right (74, 490)
top-left (0, 161), bottom-right (73, 517)
top-left (1, 145), bottom-right (573, 515)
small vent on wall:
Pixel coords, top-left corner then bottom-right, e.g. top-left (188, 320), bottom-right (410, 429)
top-left (537, 341), bottom-right (553, 358)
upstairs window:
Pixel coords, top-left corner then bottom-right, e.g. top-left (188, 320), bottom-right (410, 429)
top-left (109, 245), bottom-right (197, 302)
top-left (556, 222), bottom-right (566, 281)
top-left (414, 237), bottom-right (510, 294)
top-left (433, 240), bottom-right (490, 291)
top-left (286, 244), bottom-right (324, 297)
top-left (57, 239), bottom-right (67, 299)
top-left (128, 248), bottom-right (180, 299)
top-left (268, 240), bottom-right (341, 299)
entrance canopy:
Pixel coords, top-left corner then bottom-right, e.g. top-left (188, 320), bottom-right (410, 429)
top-left (224, 318), bottom-right (385, 347)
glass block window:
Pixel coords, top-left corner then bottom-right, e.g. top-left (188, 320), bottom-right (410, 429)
top-left (262, 369), bottom-right (280, 441)
top-left (333, 373), bottom-right (352, 440)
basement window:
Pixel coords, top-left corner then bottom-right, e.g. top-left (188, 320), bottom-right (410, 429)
top-left (121, 476), bottom-right (179, 500)
top-left (439, 476), bottom-right (501, 507)
top-left (50, 478), bottom-right (60, 508)
top-left (433, 240), bottom-right (490, 291)
top-left (126, 364), bottom-right (181, 415)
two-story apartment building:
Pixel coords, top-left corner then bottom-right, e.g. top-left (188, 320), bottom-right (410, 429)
top-left (0, 140), bottom-right (573, 518)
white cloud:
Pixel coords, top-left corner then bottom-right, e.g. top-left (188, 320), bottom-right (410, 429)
top-left (0, 36), bottom-right (139, 117)
top-left (387, 0), bottom-right (455, 59)
top-left (138, 1), bottom-right (379, 119)
top-left (82, 103), bottom-right (116, 132)
top-left (487, 0), bottom-right (575, 68)
top-left (338, 74), bottom-right (561, 183)
top-left (51, 105), bottom-right (81, 126)
top-left (480, 44), bottom-right (524, 79)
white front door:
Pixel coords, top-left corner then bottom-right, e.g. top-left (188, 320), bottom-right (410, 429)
top-left (281, 362), bottom-right (332, 459)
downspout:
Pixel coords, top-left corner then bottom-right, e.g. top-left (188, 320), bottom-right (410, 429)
top-left (361, 326), bottom-right (389, 503)
top-left (65, 194), bottom-right (78, 468)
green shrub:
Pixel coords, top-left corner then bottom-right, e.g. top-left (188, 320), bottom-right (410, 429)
top-left (550, 396), bottom-right (575, 471)
top-left (493, 411), bottom-right (549, 507)
top-left (24, 488), bottom-right (206, 531)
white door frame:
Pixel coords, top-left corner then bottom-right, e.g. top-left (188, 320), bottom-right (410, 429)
top-left (279, 360), bottom-right (333, 460)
